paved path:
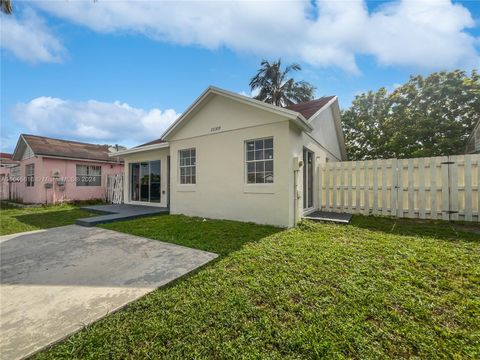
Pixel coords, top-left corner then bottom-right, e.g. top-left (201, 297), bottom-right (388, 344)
top-left (77, 204), bottom-right (169, 226)
top-left (0, 225), bottom-right (217, 360)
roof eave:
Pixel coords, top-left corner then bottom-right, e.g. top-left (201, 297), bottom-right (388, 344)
top-left (306, 96), bottom-right (338, 123)
top-left (109, 142), bottom-right (170, 157)
top-left (162, 85), bottom-right (313, 140)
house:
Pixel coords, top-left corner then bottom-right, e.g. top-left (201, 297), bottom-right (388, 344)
top-left (111, 86), bottom-right (346, 227)
top-left (0, 153), bottom-right (19, 200)
top-left (466, 119), bottom-right (480, 154)
top-left (11, 134), bottom-right (124, 204)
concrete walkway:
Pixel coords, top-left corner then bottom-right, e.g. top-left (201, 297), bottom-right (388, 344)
top-left (0, 225), bottom-right (217, 360)
top-left (77, 204), bottom-right (169, 226)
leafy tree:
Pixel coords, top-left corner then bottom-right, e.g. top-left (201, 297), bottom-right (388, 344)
top-left (342, 70), bottom-right (480, 160)
top-left (250, 59), bottom-right (315, 106)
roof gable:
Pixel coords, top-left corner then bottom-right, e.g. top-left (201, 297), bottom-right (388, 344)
top-left (162, 86), bottom-right (312, 141)
top-left (286, 96), bottom-right (336, 120)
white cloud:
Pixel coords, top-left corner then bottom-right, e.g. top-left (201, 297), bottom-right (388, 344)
top-left (30, 0), bottom-right (479, 72)
top-left (12, 97), bottom-right (180, 147)
top-left (0, 8), bottom-right (65, 63)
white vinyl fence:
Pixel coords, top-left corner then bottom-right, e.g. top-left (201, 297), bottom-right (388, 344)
top-left (319, 154), bottom-right (480, 222)
top-left (106, 174), bottom-right (124, 204)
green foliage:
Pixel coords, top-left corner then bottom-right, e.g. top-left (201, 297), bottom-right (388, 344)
top-left (0, 204), bottom-right (94, 235)
top-left (343, 70), bottom-right (480, 160)
top-left (250, 59), bottom-right (316, 106)
top-left (35, 215), bottom-right (479, 359)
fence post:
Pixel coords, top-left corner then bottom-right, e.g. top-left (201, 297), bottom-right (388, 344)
top-left (348, 161), bottom-right (353, 213)
top-left (396, 159), bottom-right (403, 218)
top-left (418, 158), bottom-right (425, 219)
top-left (441, 157), bottom-right (450, 221)
top-left (325, 163), bottom-right (330, 212)
top-left (430, 157), bottom-right (437, 220)
top-left (464, 155), bottom-right (472, 222)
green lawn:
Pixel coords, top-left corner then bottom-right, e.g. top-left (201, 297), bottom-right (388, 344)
top-left (33, 215), bottom-right (479, 359)
top-left (0, 203), bottom-right (94, 235)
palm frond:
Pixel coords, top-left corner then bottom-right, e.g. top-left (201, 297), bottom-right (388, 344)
top-left (250, 59), bottom-right (314, 106)
top-left (1, 0), bottom-right (13, 14)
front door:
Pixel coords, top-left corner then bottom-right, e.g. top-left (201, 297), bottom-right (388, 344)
top-left (303, 148), bottom-right (314, 209)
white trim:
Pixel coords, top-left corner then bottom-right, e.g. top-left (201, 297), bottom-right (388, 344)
top-left (306, 96), bottom-right (338, 123)
top-left (161, 86), bottom-right (312, 140)
top-left (125, 200), bottom-right (165, 207)
top-left (109, 142), bottom-right (170, 157)
top-left (330, 99), bottom-right (348, 161)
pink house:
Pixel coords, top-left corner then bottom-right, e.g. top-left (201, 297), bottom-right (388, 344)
top-left (0, 153), bottom-right (19, 200)
top-left (11, 134), bottom-right (124, 204)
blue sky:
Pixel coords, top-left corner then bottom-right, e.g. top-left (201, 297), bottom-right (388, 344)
top-left (1, 0), bottom-right (479, 152)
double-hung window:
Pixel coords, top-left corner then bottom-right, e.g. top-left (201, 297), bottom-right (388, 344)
top-left (26, 164), bottom-right (35, 187)
top-left (76, 165), bottom-right (101, 186)
top-left (179, 148), bottom-right (196, 184)
top-left (246, 137), bottom-right (273, 184)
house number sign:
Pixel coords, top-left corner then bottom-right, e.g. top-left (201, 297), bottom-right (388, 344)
top-left (211, 126), bottom-right (221, 132)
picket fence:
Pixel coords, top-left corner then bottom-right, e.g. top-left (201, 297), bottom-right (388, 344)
top-left (106, 174), bottom-right (124, 204)
top-left (319, 154), bottom-right (480, 222)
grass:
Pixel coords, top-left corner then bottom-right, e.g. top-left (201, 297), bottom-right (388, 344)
top-left (32, 215), bottom-right (479, 359)
top-left (0, 203), bottom-right (94, 235)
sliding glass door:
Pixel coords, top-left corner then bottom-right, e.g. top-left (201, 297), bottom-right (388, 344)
top-left (130, 160), bottom-right (161, 203)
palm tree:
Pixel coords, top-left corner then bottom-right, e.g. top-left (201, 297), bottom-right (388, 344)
top-left (1, 0), bottom-right (13, 14)
top-left (249, 59), bottom-right (315, 107)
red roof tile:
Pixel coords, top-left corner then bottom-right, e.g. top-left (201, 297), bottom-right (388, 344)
top-left (286, 96), bottom-right (336, 120)
top-left (0, 153), bottom-right (13, 159)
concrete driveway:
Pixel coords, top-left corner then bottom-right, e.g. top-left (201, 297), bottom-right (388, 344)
top-left (0, 225), bottom-right (217, 360)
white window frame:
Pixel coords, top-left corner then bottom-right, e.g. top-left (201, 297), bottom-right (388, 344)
top-left (26, 163), bottom-right (35, 187)
top-left (179, 148), bottom-right (196, 184)
top-left (76, 164), bottom-right (102, 186)
top-left (245, 137), bottom-right (274, 184)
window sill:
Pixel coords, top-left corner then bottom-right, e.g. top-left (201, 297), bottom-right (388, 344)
top-left (177, 184), bottom-right (197, 192)
top-left (243, 184), bottom-right (275, 194)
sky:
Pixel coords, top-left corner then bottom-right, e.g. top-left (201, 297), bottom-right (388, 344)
top-left (1, 0), bottom-right (479, 152)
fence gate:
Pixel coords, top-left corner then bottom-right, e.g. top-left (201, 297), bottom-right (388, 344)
top-left (319, 154), bottom-right (479, 222)
top-left (106, 174), bottom-right (124, 204)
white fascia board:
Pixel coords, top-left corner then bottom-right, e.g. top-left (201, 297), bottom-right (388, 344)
top-left (161, 86), bottom-right (312, 140)
top-left (108, 142), bottom-right (170, 157)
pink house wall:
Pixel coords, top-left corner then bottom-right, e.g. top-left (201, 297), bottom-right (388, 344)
top-left (11, 156), bottom-right (123, 204)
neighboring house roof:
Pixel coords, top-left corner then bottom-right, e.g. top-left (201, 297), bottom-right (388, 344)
top-left (0, 152), bottom-right (19, 167)
top-left (12, 134), bottom-right (123, 163)
top-left (286, 96), bottom-right (336, 120)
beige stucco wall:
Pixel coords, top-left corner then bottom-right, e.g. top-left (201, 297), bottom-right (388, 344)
top-left (118, 93), bottom-right (345, 227)
top-left (168, 94), bottom-right (294, 227)
top-left (121, 148), bottom-right (170, 208)
top-left (289, 123), bottom-right (338, 224)
top-left (308, 105), bottom-right (343, 162)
